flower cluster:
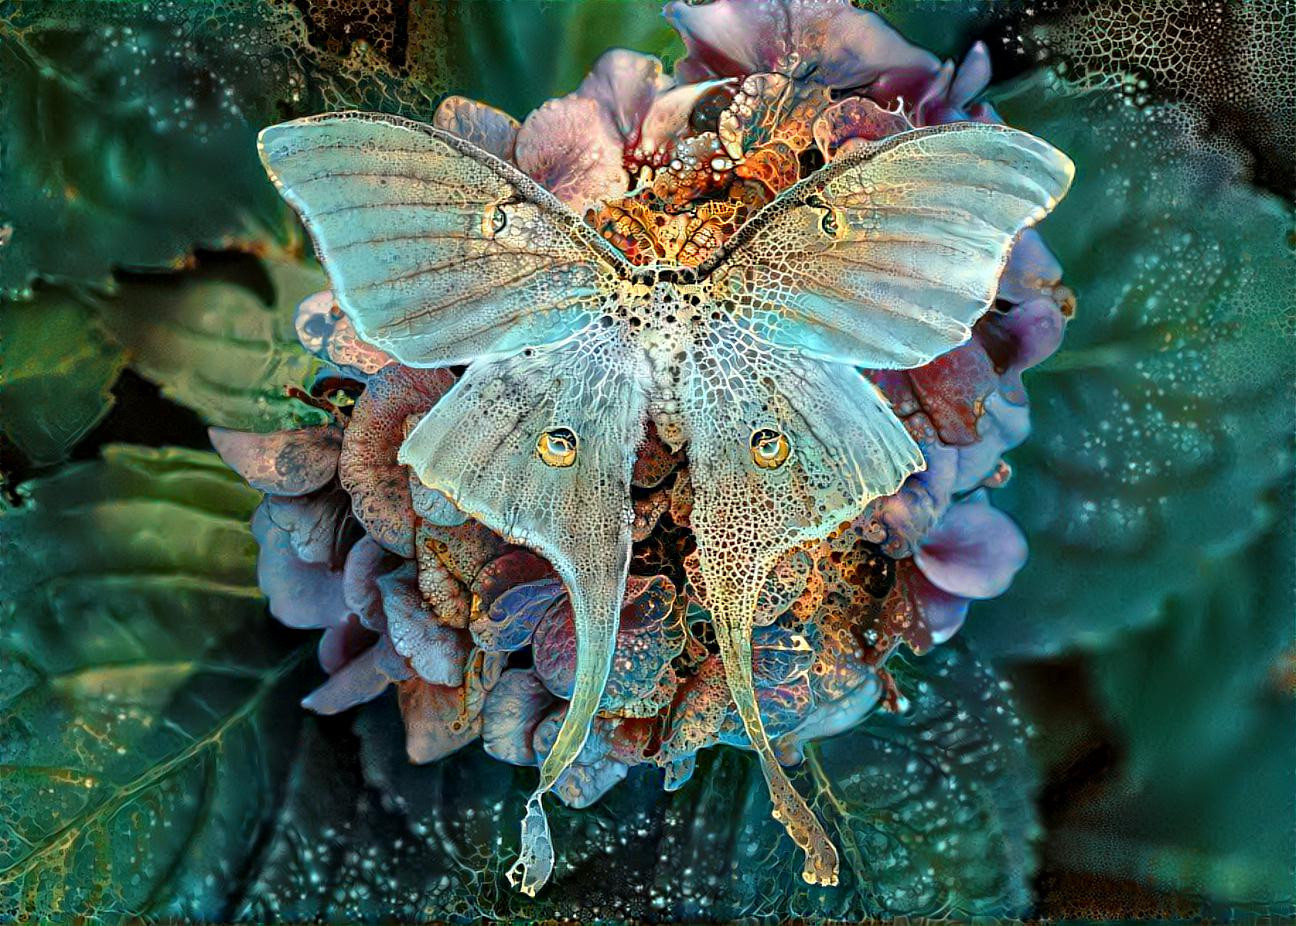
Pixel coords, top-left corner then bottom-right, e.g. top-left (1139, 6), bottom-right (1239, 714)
top-left (214, 0), bottom-right (1072, 809)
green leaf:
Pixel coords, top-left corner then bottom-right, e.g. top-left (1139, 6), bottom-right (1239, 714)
top-left (0, 292), bottom-right (126, 465)
top-left (0, 444), bottom-right (310, 922)
top-left (92, 258), bottom-right (329, 432)
top-left (1042, 514), bottom-right (1295, 907)
top-left (237, 641), bottom-right (1038, 920)
top-left (441, 0), bottom-right (684, 119)
top-left (970, 78), bottom-right (1296, 658)
top-left (0, 7), bottom-right (297, 297)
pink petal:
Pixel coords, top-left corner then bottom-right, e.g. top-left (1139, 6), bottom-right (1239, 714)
top-left (914, 491), bottom-right (1027, 599)
top-left (262, 490), bottom-right (349, 565)
top-left (317, 612), bottom-right (377, 674)
top-left (398, 678), bottom-right (482, 764)
top-left (634, 78), bottom-right (732, 163)
top-left (379, 563), bottom-right (471, 686)
top-left (665, 0), bottom-right (939, 89)
top-left (210, 425), bottom-right (341, 496)
top-left (576, 48), bottom-right (672, 144)
top-left (342, 535), bottom-right (391, 631)
top-left (905, 568), bottom-right (970, 645)
top-left (514, 96), bottom-right (629, 210)
top-left (433, 95), bottom-right (520, 162)
top-left (339, 365), bottom-right (455, 556)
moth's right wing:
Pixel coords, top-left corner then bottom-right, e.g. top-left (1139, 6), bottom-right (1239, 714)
top-left (259, 111), bottom-right (630, 366)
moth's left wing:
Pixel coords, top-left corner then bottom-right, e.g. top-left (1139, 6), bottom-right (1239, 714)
top-left (259, 112), bottom-right (629, 366)
top-left (678, 323), bottom-right (924, 886)
top-left (398, 322), bottom-right (649, 895)
top-left (698, 122), bottom-right (1073, 369)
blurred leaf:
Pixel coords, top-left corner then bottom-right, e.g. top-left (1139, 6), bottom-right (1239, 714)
top-left (0, 444), bottom-right (311, 922)
top-left (1044, 513), bottom-right (1295, 908)
top-left (0, 293), bottom-right (126, 465)
top-left (0, 6), bottom-right (300, 297)
top-left (237, 640), bottom-right (1037, 920)
top-left (441, 0), bottom-right (684, 118)
top-left (93, 258), bottom-right (329, 432)
top-left (970, 79), bottom-right (1296, 658)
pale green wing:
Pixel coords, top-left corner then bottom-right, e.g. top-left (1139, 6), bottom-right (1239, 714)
top-left (678, 322), bottom-right (924, 886)
top-left (259, 111), bottom-right (631, 366)
top-left (698, 122), bottom-right (1073, 369)
top-left (398, 322), bottom-right (649, 895)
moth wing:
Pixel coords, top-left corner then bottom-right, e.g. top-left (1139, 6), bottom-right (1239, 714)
top-left (678, 323), bottom-right (923, 885)
top-left (398, 322), bottom-right (648, 895)
top-left (701, 121), bottom-right (1073, 369)
top-left (259, 111), bottom-right (629, 366)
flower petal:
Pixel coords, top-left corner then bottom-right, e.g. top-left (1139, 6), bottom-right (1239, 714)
top-left (379, 562), bottom-right (471, 685)
top-left (210, 425), bottom-right (341, 496)
top-left (914, 490), bottom-right (1028, 599)
top-left (339, 365), bottom-right (455, 555)
top-left (515, 96), bottom-right (629, 210)
top-left (665, 0), bottom-right (939, 89)
top-left (482, 668), bottom-right (556, 766)
top-left (398, 678), bottom-right (482, 764)
top-left (262, 489), bottom-right (349, 565)
top-left (252, 502), bottom-right (349, 630)
top-left (576, 48), bottom-right (671, 143)
top-left (302, 643), bottom-right (392, 714)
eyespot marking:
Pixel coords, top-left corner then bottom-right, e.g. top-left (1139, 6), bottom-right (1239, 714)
top-left (537, 427), bottom-right (578, 467)
top-left (749, 428), bottom-right (790, 469)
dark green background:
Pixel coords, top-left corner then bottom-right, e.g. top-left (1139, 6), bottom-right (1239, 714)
top-left (1, 1), bottom-right (1292, 921)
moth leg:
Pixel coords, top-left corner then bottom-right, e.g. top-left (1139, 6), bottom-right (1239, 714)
top-left (712, 592), bottom-right (840, 887)
top-left (507, 583), bottom-right (620, 896)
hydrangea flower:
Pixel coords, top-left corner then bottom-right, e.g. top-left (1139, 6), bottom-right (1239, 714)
top-left (214, 0), bottom-right (1072, 884)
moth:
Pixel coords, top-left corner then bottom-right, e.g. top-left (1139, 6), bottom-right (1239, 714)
top-left (260, 111), bottom-right (1072, 894)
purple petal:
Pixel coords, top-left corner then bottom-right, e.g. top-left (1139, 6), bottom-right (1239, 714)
top-left (998, 228), bottom-right (1065, 305)
top-left (210, 425), bottom-right (341, 496)
top-left (635, 78), bottom-right (732, 163)
top-left (252, 503), bottom-right (349, 630)
top-left (379, 563), bottom-right (471, 685)
top-left (514, 96), bottom-right (629, 210)
top-left (339, 365), bottom-right (455, 556)
top-left (262, 489), bottom-right (349, 565)
top-left (343, 535), bottom-right (391, 632)
top-left (950, 41), bottom-right (992, 108)
top-left (976, 297), bottom-right (1068, 400)
top-left (317, 612), bottom-right (378, 674)
top-left (905, 568), bottom-right (970, 645)
top-left (576, 49), bottom-right (671, 144)
top-left (433, 95), bottom-right (521, 162)
top-left (302, 644), bottom-right (392, 714)
top-left (952, 393), bottom-right (1032, 492)
top-left (914, 491), bottom-right (1028, 599)
top-left (665, 0), bottom-right (939, 89)
top-left (870, 439), bottom-right (958, 556)
top-left (482, 668), bottom-right (556, 766)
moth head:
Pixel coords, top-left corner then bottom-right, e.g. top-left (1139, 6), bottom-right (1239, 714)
top-left (537, 426), bottom-right (578, 467)
top-left (749, 427), bottom-right (791, 470)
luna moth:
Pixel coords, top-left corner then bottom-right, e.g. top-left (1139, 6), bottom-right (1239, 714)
top-left (259, 110), bottom-right (1072, 894)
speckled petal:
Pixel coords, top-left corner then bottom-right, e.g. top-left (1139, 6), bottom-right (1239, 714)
top-left (379, 562), bottom-right (471, 685)
top-left (482, 668), bottom-right (557, 766)
top-left (914, 490), bottom-right (1028, 600)
top-left (813, 95), bottom-right (910, 159)
top-left (210, 425), bottom-right (342, 496)
top-left (869, 439), bottom-right (958, 556)
top-left (665, 0), bottom-right (939, 89)
top-left (398, 678), bottom-right (482, 764)
top-left (339, 365), bottom-right (455, 556)
top-left (433, 95), bottom-right (521, 162)
top-left (252, 502), bottom-right (348, 630)
top-left (514, 96), bottom-right (630, 209)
